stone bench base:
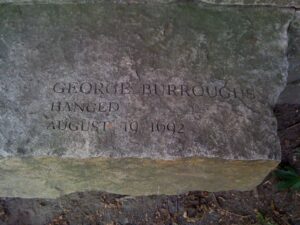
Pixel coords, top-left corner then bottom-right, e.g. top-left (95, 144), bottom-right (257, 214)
top-left (0, 157), bottom-right (278, 198)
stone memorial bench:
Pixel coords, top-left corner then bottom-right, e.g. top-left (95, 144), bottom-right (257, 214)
top-left (0, 0), bottom-right (297, 198)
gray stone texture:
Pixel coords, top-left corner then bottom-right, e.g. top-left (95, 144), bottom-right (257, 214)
top-left (0, 0), bottom-right (299, 7)
top-left (200, 0), bottom-right (299, 8)
top-left (0, 3), bottom-right (295, 197)
top-left (278, 11), bottom-right (300, 104)
top-left (0, 4), bottom-right (293, 160)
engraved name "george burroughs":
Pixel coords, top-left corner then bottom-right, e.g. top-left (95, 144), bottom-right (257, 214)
top-left (52, 81), bottom-right (255, 99)
top-left (50, 81), bottom-right (255, 113)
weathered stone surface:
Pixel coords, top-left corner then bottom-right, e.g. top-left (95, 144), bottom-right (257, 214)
top-left (278, 11), bottom-right (300, 104)
top-left (0, 0), bottom-right (299, 7)
top-left (0, 3), bottom-right (294, 197)
top-left (199, 0), bottom-right (299, 8)
top-left (0, 157), bottom-right (277, 198)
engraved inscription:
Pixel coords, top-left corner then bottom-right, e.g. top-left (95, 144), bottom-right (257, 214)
top-left (51, 102), bottom-right (119, 113)
top-left (46, 80), bottom-right (256, 137)
top-left (52, 81), bottom-right (256, 100)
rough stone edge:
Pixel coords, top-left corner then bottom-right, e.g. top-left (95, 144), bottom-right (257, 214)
top-left (0, 0), bottom-right (298, 8)
top-left (278, 11), bottom-right (300, 104)
top-left (199, 0), bottom-right (300, 8)
top-left (0, 157), bottom-right (279, 198)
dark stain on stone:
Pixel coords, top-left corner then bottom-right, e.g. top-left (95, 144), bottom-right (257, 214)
top-left (17, 147), bottom-right (27, 155)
